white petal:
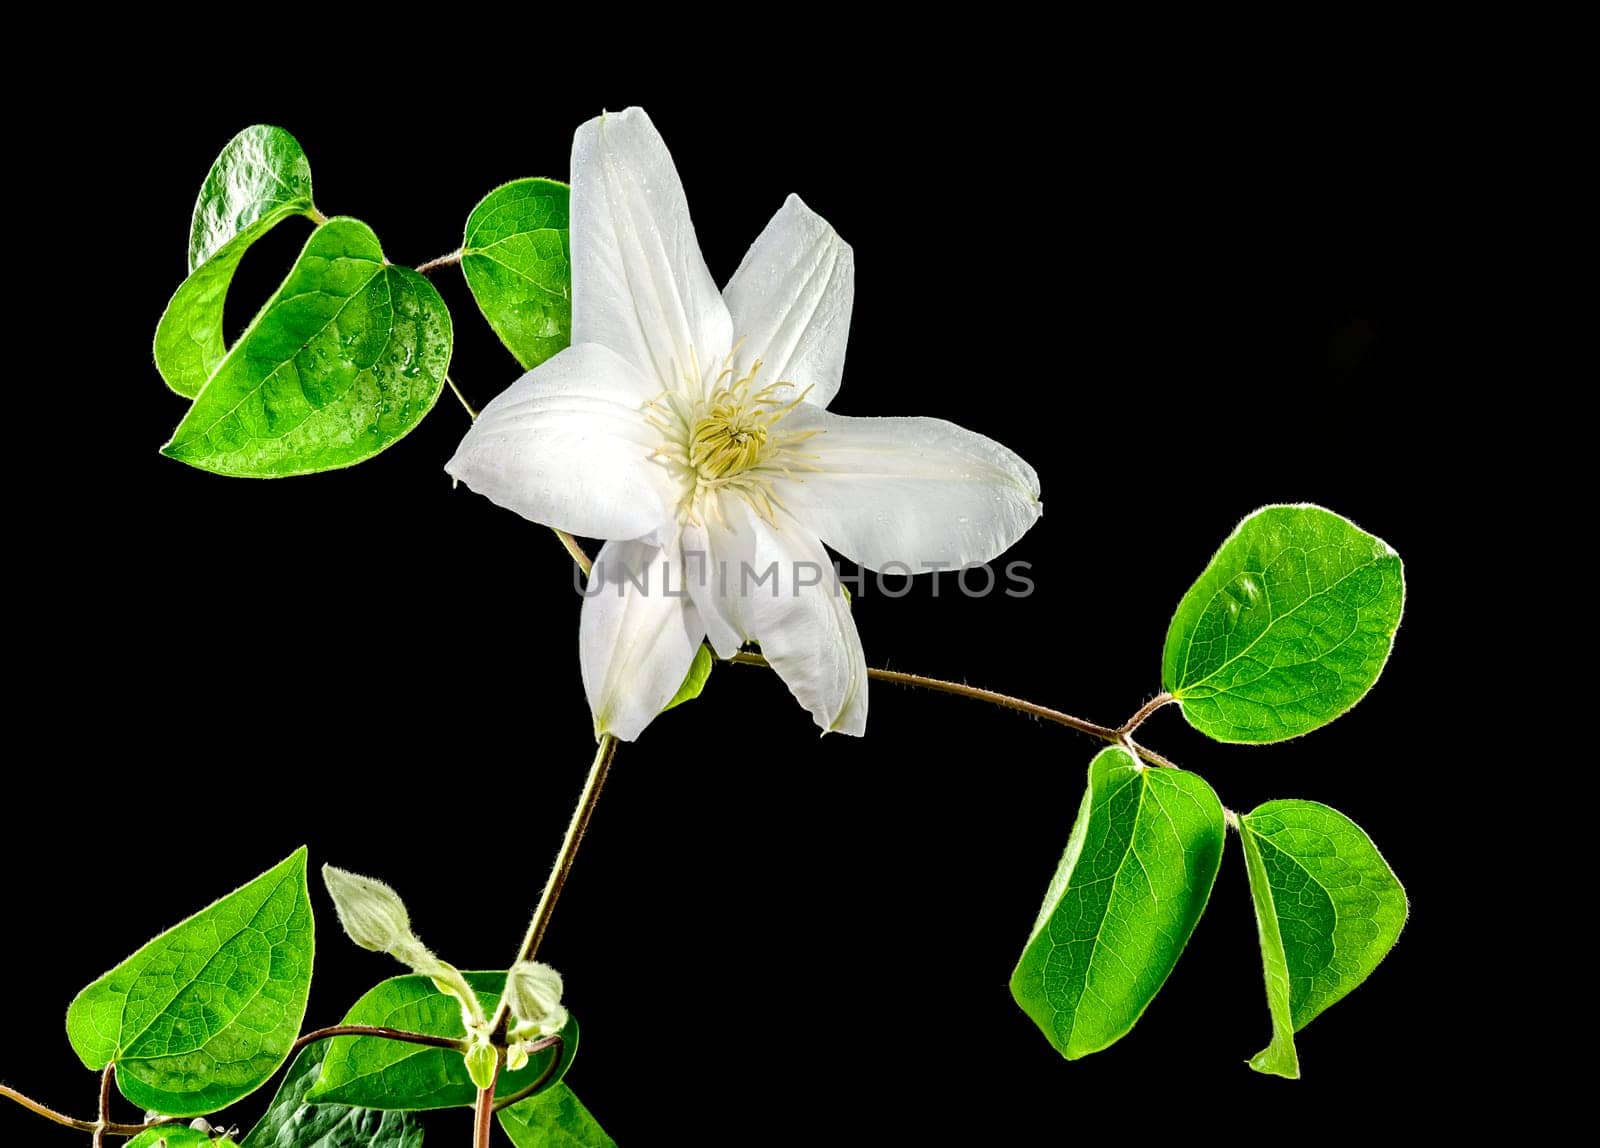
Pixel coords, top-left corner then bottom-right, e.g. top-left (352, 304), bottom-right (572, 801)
top-left (581, 538), bottom-right (705, 741)
top-left (445, 343), bottom-right (675, 541)
top-left (571, 107), bottom-right (732, 391)
top-left (717, 502), bottom-right (867, 736)
top-left (722, 194), bottom-right (854, 409)
top-left (774, 409), bottom-right (1042, 572)
top-left (678, 520), bottom-right (743, 659)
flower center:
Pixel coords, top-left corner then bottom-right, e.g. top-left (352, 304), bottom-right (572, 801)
top-left (645, 351), bottom-right (820, 523)
top-left (689, 402), bottom-right (769, 480)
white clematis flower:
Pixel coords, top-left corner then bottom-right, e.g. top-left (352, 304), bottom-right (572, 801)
top-left (447, 107), bottom-right (1041, 741)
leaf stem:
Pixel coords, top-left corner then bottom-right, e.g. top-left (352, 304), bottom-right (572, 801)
top-left (93, 1064), bottom-right (113, 1147)
top-left (553, 530), bottom-right (592, 576)
top-left (0, 1024), bottom-right (503, 1136)
top-left (491, 735), bottom-right (619, 1031)
top-left (415, 248), bottom-right (463, 275)
top-left (0, 1084), bottom-right (163, 1137)
top-left (1118, 692), bottom-right (1174, 736)
top-left (491, 1035), bottom-right (565, 1112)
top-left (726, 652), bottom-right (1180, 768)
top-left (473, 1053), bottom-right (501, 1148)
top-left (445, 374), bottom-right (478, 420)
top-left (289, 1024), bottom-right (469, 1057)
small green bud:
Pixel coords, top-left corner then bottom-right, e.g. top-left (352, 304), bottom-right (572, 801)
top-left (322, 865), bottom-right (413, 954)
top-left (503, 961), bottom-right (568, 1036)
top-left (464, 1040), bottom-right (498, 1091)
top-left (506, 1042), bottom-right (530, 1072)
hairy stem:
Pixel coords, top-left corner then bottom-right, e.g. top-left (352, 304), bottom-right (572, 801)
top-left (290, 1024), bottom-right (469, 1057)
top-left (491, 735), bottom-right (619, 1032)
top-left (93, 1064), bottom-right (113, 1147)
top-left (473, 1053), bottom-right (502, 1148)
top-left (1118, 691), bottom-right (1174, 735)
top-left (415, 248), bottom-right (463, 274)
top-left (491, 1035), bottom-right (565, 1112)
top-left (727, 652), bottom-right (1180, 768)
top-left (1, 1085), bottom-right (164, 1137)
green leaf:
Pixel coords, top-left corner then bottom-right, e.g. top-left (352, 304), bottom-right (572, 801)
top-left (1011, 748), bottom-right (1224, 1059)
top-left (1239, 799), bottom-right (1407, 1077)
top-left (461, 178), bottom-right (571, 369)
top-left (155, 125), bottom-right (318, 398)
top-left (126, 1128), bottom-right (224, 1148)
top-left (66, 849), bottom-right (313, 1117)
top-left (662, 644), bottom-right (713, 712)
top-left (1162, 504), bottom-right (1404, 743)
top-left (161, 217), bottom-right (452, 477)
top-left (499, 1084), bottom-right (615, 1147)
top-left (188, 125), bottom-right (316, 270)
top-left (239, 1039), bottom-right (422, 1147)
top-left (1238, 812), bottom-right (1300, 1079)
top-left (309, 972), bottom-right (575, 1110)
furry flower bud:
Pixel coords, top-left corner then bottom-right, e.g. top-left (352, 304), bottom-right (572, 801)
top-left (322, 865), bottom-right (412, 954)
top-left (503, 961), bottom-right (568, 1036)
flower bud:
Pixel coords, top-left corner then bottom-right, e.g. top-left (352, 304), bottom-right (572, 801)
top-left (506, 1042), bottom-right (530, 1072)
top-left (464, 1041), bottom-right (498, 1091)
top-left (503, 961), bottom-right (568, 1036)
top-left (322, 865), bottom-right (412, 954)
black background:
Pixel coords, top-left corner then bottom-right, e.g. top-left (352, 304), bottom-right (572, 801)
top-left (8, 64), bottom-right (1480, 1144)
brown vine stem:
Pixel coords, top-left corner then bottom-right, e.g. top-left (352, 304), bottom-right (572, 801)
top-left (473, 1054), bottom-right (502, 1148)
top-left (727, 652), bottom-right (1180, 769)
top-left (92, 1063), bottom-right (113, 1147)
top-left (0, 1085), bottom-right (160, 1137)
top-left (1118, 691), bottom-right (1174, 735)
top-left (2, 1024), bottom-right (478, 1137)
top-left (491, 1035), bottom-right (565, 1113)
top-left (290, 1023), bottom-right (468, 1057)
top-left (415, 248), bottom-right (463, 274)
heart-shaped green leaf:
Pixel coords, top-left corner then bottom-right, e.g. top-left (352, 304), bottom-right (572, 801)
top-left (499, 1084), bottom-right (615, 1147)
top-left (461, 178), bottom-right (571, 369)
top-left (1239, 799), bottom-right (1407, 1078)
top-left (1011, 748), bottom-right (1224, 1058)
top-left (155, 125), bottom-right (318, 398)
top-left (309, 972), bottom-right (576, 1110)
top-left (1162, 504), bottom-right (1404, 743)
top-left (161, 217), bottom-right (452, 476)
top-left (239, 1039), bottom-right (422, 1147)
top-left (66, 849), bottom-right (313, 1116)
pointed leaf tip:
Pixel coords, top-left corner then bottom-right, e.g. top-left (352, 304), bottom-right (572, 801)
top-left (1239, 799), bottom-right (1406, 1077)
top-left (1010, 747), bottom-right (1225, 1059)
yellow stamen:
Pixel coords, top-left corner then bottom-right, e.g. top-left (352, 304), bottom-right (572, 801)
top-left (643, 352), bottom-right (821, 525)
